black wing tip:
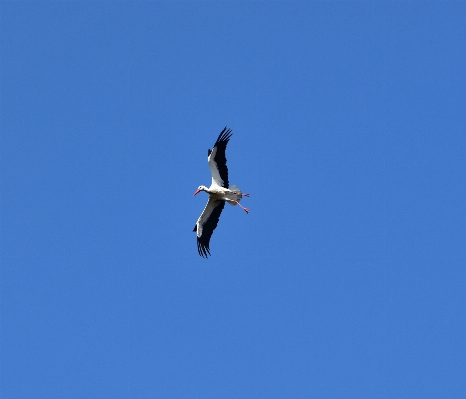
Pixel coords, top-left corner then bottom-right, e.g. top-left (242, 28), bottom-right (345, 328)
top-left (215, 126), bottom-right (232, 146)
top-left (194, 225), bottom-right (209, 257)
top-left (197, 238), bottom-right (211, 258)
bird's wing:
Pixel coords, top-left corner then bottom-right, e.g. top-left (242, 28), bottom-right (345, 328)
top-left (208, 127), bottom-right (232, 188)
top-left (193, 198), bottom-right (225, 258)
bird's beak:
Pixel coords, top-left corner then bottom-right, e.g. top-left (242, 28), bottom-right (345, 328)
top-left (193, 189), bottom-right (201, 196)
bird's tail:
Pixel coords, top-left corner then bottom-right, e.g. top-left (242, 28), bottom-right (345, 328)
top-left (227, 185), bottom-right (242, 206)
top-left (229, 184), bottom-right (241, 193)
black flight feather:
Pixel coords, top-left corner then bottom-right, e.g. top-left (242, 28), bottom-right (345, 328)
top-left (211, 127), bottom-right (232, 188)
top-left (196, 200), bottom-right (225, 258)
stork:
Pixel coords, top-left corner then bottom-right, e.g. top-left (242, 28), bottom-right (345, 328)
top-left (193, 127), bottom-right (249, 258)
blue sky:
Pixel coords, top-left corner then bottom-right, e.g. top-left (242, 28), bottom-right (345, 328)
top-left (1, 2), bottom-right (465, 398)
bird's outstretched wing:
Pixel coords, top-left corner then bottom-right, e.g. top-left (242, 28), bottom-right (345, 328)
top-left (208, 127), bottom-right (232, 188)
top-left (193, 198), bottom-right (225, 258)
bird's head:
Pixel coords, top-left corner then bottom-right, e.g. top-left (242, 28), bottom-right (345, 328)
top-left (193, 185), bottom-right (206, 196)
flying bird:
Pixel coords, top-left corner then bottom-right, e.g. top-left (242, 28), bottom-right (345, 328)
top-left (193, 127), bottom-right (249, 258)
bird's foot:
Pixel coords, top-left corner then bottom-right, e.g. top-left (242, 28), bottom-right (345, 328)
top-left (243, 193), bottom-right (250, 197)
top-left (243, 207), bottom-right (249, 214)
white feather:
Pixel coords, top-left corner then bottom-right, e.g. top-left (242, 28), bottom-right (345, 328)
top-left (208, 147), bottom-right (224, 187)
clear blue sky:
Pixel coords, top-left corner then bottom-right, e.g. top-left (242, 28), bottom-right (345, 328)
top-left (1, 3), bottom-right (465, 398)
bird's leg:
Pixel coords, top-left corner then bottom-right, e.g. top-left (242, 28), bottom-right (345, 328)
top-left (229, 200), bottom-right (249, 214)
top-left (233, 191), bottom-right (250, 197)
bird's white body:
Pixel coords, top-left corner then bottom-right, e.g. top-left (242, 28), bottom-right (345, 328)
top-left (195, 184), bottom-right (243, 205)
